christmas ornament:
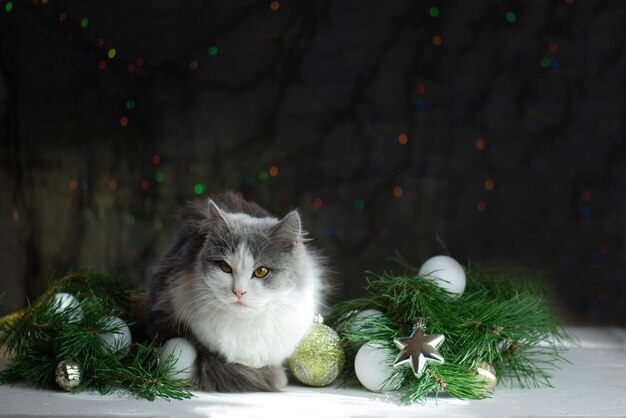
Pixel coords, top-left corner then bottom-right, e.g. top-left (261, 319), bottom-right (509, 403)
top-left (288, 315), bottom-right (345, 387)
top-left (98, 316), bottom-right (132, 354)
top-left (0, 270), bottom-right (194, 401)
top-left (340, 308), bottom-right (385, 348)
top-left (50, 292), bottom-right (83, 322)
top-left (393, 317), bottom-right (445, 377)
top-left (475, 361), bottom-right (497, 393)
top-left (328, 256), bottom-right (570, 403)
top-left (348, 309), bottom-right (384, 333)
top-left (55, 360), bottom-right (82, 391)
top-left (354, 342), bottom-right (400, 392)
top-left (159, 338), bottom-right (198, 381)
top-left (418, 255), bottom-right (466, 297)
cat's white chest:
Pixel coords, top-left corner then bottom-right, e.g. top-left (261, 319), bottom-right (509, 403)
top-left (192, 298), bottom-right (315, 368)
top-left (168, 240), bottom-right (323, 368)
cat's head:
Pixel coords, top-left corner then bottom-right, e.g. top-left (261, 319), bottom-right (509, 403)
top-left (195, 200), bottom-right (309, 312)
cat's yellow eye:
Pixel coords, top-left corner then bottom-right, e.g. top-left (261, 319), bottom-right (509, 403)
top-left (253, 266), bottom-right (269, 279)
top-left (219, 262), bottom-right (233, 274)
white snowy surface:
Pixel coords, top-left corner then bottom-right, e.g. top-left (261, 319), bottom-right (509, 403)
top-left (1, 327), bottom-right (625, 417)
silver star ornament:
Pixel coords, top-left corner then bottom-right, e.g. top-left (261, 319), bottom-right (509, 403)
top-left (393, 326), bottom-right (445, 377)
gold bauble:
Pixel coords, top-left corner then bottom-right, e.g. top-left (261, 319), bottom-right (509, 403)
top-left (475, 361), bottom-right (497, 394)
top-left (55, 360), bottom-right (82, 391)
top-left (288, 315), bottom-right (345, 387)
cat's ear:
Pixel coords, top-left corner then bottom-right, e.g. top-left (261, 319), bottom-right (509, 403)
top-left (271, 211), bottom-right (302, 251)
top-left (207, 199), bottom-right (230, 231)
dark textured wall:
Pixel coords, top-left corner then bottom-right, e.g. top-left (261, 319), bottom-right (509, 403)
top-left (1, 0), bottom-right (624, 325)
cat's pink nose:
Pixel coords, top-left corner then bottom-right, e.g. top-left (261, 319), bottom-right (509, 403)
top-left (232, 289), bottom-right (246, 298)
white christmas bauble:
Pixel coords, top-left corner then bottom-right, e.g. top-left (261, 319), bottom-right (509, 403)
top-left (418, 255), bottom-right (466, 298)
top-left (159, 338), bottom-right (198, 381)
top-left (99, 316), bottom-right (132, 355)
top-left (354, 342), bottom-right (401, 392)
top-left (50, 292), bottom-right (83, 322)
top-left (353, 309), bottom-right (384, 324)
top-left (345, 309), bottom-right (384, 334)
top-left (340, 309), bottom-right (386, 349)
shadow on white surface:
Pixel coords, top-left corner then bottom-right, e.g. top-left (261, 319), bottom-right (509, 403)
top-left (0, 328), bottom-right (625, 417)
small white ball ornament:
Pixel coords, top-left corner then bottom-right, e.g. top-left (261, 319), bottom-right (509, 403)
top-left (159, 338), bottom-right (198, 381)
top-left (98, 316), bottom-right (132, 355)
top-left (344, 309), bottom-right (384, 335)
top-left (351, 309), bottom-right (384, 329)
top-left (338, 309), bottom-right (387, 350)
top-left (354, 342), bottom-right (401, 392)
top-left (50, 292), bottom-right (83, 322)
top-left (418, 255), bottom-right (466, 298)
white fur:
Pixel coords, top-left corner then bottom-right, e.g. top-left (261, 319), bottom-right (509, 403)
top-left (169, 240), bottom-right (322, 368)
top-left (223, 212), bottom-right (279, 230)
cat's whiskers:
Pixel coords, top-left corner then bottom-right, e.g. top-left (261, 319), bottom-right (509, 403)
top-left (213, 231), bottom-right (236, 255)
top-left (205, 244), bottom-right (231, 261)
top-left (218, 216), bottom-right (235, 247)
top-left (147, 193), bottom-right (325, 391)
top-left (174, 291), bottom-right (213, 337)
top-left (251, 236), bottom-right (273, 259)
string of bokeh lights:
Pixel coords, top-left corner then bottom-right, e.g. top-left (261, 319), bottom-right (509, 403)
top-left (5, 0), bottom-right (616, 318)
top-left (4, 0), bottom-right (580, 224)
top-left (5, 0), bottom-right (592, 240)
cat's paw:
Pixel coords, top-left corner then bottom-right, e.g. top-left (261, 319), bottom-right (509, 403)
top-left (272, 366), bottom-right (288, 389)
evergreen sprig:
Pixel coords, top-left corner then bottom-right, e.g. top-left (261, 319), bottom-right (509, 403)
top-left (0, 270), bottom-right (193, 401)
top-left (327, 255), bottom-right (571, 404)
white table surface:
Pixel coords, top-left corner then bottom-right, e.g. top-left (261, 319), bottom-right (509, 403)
top-left (1, 327), bottom-right (625, 418)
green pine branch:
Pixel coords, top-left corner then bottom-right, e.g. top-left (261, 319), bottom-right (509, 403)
top-left (81, 341), bottom-right (194, 401)
top-left (327, 255), bottom-right (571, 403)
top-left (0, 270), bottom-right (194, 401)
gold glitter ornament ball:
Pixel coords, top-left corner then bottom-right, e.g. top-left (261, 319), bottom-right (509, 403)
top-left (475, 361), bottom-right (497, 394)
top-left (55, 360), bottom-right (82, 391)
top-left (288, 315), bottom-right (345, 387)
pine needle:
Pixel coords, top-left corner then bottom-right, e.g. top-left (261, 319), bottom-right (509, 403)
top-left (0, 270), bottom-right (193, 401)
top-left (327, 256), bottom-right (571, 403)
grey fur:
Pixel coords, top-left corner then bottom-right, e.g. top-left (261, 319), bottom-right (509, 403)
top-left (193, 341), bottom-right (288, 392)
top-left (146, 191), bottom-right (323, 392)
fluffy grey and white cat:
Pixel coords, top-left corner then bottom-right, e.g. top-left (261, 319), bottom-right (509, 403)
top-left (146, 192), bottom-right (326, 392)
